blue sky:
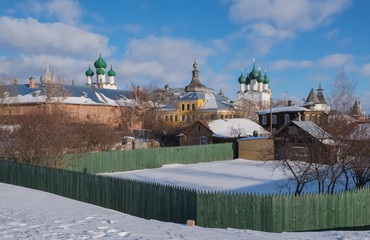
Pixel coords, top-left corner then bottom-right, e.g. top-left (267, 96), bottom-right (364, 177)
top-left (0, 0), bottom-right (369, 114)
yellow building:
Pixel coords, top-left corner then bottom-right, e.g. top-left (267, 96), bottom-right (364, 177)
top-left (157, 60), bottom-right (236, 125)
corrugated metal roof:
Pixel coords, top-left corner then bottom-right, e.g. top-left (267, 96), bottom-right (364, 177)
top-left (292, 121), bottom-right (331, 139)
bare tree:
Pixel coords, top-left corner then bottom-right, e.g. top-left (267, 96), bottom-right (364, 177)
top-left (0, 108), bottom-right (119, 169)
top-left (327, 68), bottom-right (356, 115)
top-left (116, 84), bottom-right (150, 135)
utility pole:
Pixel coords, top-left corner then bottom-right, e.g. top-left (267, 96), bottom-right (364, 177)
top-left (269, 88), bottom-right (273, 134)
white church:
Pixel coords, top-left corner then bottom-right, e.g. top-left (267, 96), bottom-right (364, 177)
top-left (236, 57), bottom-right (271, 107)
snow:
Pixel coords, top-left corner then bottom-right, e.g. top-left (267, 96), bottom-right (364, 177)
top-left (258, 105), bottom-right (309, 114)
top-left (1, 159), bottom-right (369, 239)
top-left (1, 182), bottom-right (369, 240)
top-left (207, 119), bottom-right (269, 138)
top-left (102, 159), bottom-right (348, 194)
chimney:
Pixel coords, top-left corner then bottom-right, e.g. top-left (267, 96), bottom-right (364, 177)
top-left (137, 85), bottom-right (141, 93)
top-left (29, 77), bottom-right (35, 88)
top-left (287, 100), bottom-right (293, 106)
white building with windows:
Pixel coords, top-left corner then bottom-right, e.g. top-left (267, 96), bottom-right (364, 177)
top-left (236, 57), bottom-right (272, 108)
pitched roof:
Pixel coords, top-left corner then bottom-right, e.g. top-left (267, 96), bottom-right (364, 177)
top-left (305, 88), bottom-right (320, 104)
top-left (291, 121), bottom-right (331, 139)
top-left (349, 99), bottom-right (364, 116)
top-left (207, 118), bottom-right (269, 138)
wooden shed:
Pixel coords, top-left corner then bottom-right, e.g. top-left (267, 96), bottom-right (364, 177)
top-left (238, 136), bottom-right (274, 160)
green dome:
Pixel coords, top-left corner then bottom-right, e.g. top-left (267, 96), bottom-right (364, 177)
top-left (248, 63), bottom-right (259, 80)
top-left (96, 68), bottom-right (105, 75)
top-left (94, 54), bottom-right (107, 69)
top-left (108, 66), bottom-right (116, 77)
top-left (238, 71), bottom-right (246, 84)
top-left (257, 72), bottom-right (265, 83)
top-left (85, 66), bottom-right (94, 77)
top-left (264, 72), bottom-right (270, 84)
top-left (246, 75), bottom-right (251, 85)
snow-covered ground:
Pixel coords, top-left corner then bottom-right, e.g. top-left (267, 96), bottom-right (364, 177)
top-left (1, 159), bottom-right (368, 239)
top-left (102, 159), bottom-right (318, 194)
top-left (1, 182), bottom-right (369, 240)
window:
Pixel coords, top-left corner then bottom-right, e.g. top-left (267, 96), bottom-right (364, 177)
top-left (192, 103), bottom-right (196, 110)
top-left (271, 115), bottom-right (277, 124)
top-left (198, 126), bottom-right (201, 131)
top-left (284, 114), bottom-right (290, 124)
top-left (262, 115), bottom-right (267, 125)
top-left (210, 113), bottom-right (215, 119)
top-left (157, 115), bottom-right (160, 121)
top-left (187, 115), bottom-right (190, 121)
top-left (165, 115), bottom-right (168, 121)
top-left (174, 115), bottom-right (178, 121)
top-left (220, 114), bottom-right (224, 119)
top-left (200, 136), bottom-right (208, 145)
top-left (169, 115), bottom-right (173, 121)
top-left (225, 114), bottom-right (228, 119)
top-left (187, 104), bottom-right (190, 110)
top-left (181, 104), bottom-right (185, 111)
top-left (182, 115), bottom-right (186, 121)
top-left (305, 114), bottom-right (309, 121)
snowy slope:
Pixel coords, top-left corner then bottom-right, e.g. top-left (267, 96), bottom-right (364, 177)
top-left (103, 159), bottom-right (319, 194)
top-left (1, 182), bottom-right (368, 240)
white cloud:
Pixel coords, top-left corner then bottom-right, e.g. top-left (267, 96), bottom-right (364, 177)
top-left (318, 54), bottom-right (353, 68)
top-left (360, 63), bottom-right (370, 77)
top-left (116, 36), bottom-right (214, 87)
top-left (270, 53), bottom-right (353, 71)
top-left (46, 0), bottom-right (82, 25)
top-left (228, 0), bottom-right (351, 53)
top-left (0, 17), bottom-right (110, 57)
top-left (122, 23), bottom-right (142, 34)
top-left (327, 28), bottom-right (340, 39)
top-left (229, 0), bottom-right (351, 31)
top-left (270, 60), bottom-right (314, 71)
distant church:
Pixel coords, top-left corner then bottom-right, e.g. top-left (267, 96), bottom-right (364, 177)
top-left (236, 57), bottom-right (272, 107)
top-left (85, 45), bottom-right (118, 90)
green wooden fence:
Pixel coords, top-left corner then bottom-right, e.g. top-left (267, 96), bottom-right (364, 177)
top-left (67, 143), bottom-right (236, 173)
top-left (196, 189), bottom-right (370, 232)
top-left (0, 159), bottom-right (196, 224)
top-left (0, 159), bottom-right (369, 232)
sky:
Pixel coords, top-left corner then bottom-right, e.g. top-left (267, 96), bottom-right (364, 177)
top-left (0, 0), bottom-right (369, 114)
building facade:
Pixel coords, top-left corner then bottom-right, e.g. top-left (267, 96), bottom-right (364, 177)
top-left (157, 60), bottom-right (236, 126)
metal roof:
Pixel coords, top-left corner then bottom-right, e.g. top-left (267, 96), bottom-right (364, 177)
top-left (292, 121), bottom-right (331, 139)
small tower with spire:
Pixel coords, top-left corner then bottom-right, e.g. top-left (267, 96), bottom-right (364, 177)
top-left (185, 58), bottom-right (207, 92)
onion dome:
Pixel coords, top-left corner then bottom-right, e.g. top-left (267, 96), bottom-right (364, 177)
top-left (94, 54), bottom-right (107, 69)
top-left (40, 63), bottom-right (55, 83)
top-left (248, 62), bottom-right (259, 80)
top-left (257, 72), bottom-right (264, 83)
top-left (96, 68), bottom-right (105, 75)
top-left (245, 75), bottom-right (251, 85)
top-left (85, 66), bottom-right (94, 77)
top-left (238, 70), bottom-right (246, 84)
top-left (264, 72), bottom-right (270, 84)
top-left (107, 65), bottom-right (116, 77)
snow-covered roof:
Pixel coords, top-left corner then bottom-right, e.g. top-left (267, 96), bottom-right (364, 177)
top-left (207, 118), bottom-right (269, 138)
top-left (258, 105), bottom-right (309, 114)
top-left (346, 123), bottom-right (370, 140)
top-left (2, 84), bottom-right (133, 107)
